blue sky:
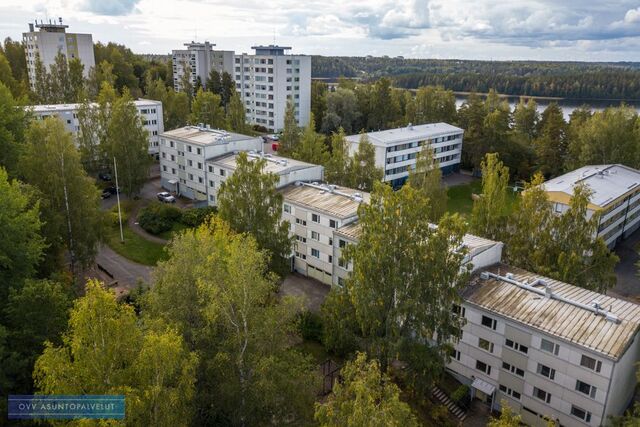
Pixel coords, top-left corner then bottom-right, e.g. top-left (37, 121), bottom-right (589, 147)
top-left (1, 0), bottom-right (640, 61)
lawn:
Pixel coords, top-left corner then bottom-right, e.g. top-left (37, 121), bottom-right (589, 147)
top-left (105, 224), bottom-right (168, 266)
top-left (446, 180), bottom-right (520, 217)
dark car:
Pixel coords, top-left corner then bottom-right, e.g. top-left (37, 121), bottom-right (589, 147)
top-left (99, 172), bottom-right (112, 181)
top-left (105, 186), bottom-right (120, 195)
top-left (101, 189), bottom-right (112, 199)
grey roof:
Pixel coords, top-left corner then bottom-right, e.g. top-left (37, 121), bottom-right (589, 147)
top-left (542, 164), bottom-right (640, 209)
top-left (465, 264), bottom-right (640, 360)
top-left (345, 123), bottom-right (463, 147)
top-left (26, 99), bottom-right (161, 113)
top-left (281, 183), bottom-right (369, 219)
top-left (161, 126), bottom-right (255, 146)
top-left (207, 152), bottom-right (320, 175)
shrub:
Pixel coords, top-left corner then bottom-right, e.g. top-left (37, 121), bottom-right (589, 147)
top-left (138, 202), bottom-right (182, 235)
top-left (181, 206), bottom-right (217, 227)
top-left (298, 311), bottom-right (323, 342)
top-left (451, 385), bottom-right (470, 405)
top-left (108, 205), bottom-right (129, 226)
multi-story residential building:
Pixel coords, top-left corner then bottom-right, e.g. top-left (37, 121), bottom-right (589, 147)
top-left (26, 99), bottom-right (164, 154)
top-left (449, 264), bottom-right (640, 427)
top-left (205, 152), bottom-right (323, 206)
top-left (345, 123), bottom-right (464, 188)
top-left (23, 19), bottom-right (95, 90)
top-left (159, 125), bottom-right (263, 204)
top-left (543, 164), bottom-right (640, 248)
top-left (281, 183), bottom-right (368, 285)
top-left (331, 222), bottom-right (504, 287)
top-left (172, 41), bottom-right (234, 92)
top-left (234, 45), bottom-right (311, 131)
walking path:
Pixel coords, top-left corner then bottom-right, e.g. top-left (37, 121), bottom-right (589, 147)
top-left (93, 244), bottom-right (153, 293)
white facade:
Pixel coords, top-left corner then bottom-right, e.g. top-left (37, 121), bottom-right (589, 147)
top-left (23, 20), bottom-right (95, 90)
top-left (448, 265), bottom-right (640, 427)
top-left (543, 164), bottom-right (640, 248)
top-left (234, 45), bottom-right (311, 132)
top-left (205, 153), bottom-right (323, 207)
top-left (159, 126), bottom-right (262, 204)
top-left (26, 99), bottom-right (164, 154)
top-left (345, 123), bottom-right (464, 188)
top-left (172, 41), bottom-right (234, 92)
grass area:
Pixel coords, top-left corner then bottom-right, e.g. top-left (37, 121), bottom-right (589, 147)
top-left (295, 339), bottom-right (332, 364)
top-left (105, 224), bottom-right (168, 266)
top-left (446, 180), bottom-right (520, 217)
top-left (157, 222), bottom-right (191, 241)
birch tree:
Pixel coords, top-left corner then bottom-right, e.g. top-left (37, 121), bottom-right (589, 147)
top-left (407, 143), bottom-right (447, 221)
top-left (470, 153), bottom-right (510, 241)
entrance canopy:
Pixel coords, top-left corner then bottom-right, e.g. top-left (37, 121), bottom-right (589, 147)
top-left (471, 377), bottom-right (495, 395)
top-left (167, 179), bottom-right (178, 185)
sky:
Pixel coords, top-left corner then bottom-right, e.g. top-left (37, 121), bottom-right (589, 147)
top-left (1, 0), bottom-right (640, 61)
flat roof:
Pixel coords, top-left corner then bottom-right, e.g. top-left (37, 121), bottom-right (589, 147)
top-left (465, 264), bottom-right (640, 360)
top-left (345, 123), bottom-right (463, 147)
top-left (543, 164), bottom-right (640, 209)
top-left (26, 99), bottom-right (162, 113)
top-left (207, 152), bottom-right (320, 175)
top-left (280, 183), bottom-right (369, 219)
top-left (161, 126), bottom-right (255, 146)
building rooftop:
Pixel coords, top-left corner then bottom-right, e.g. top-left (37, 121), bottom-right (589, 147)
top-left (543, 164), bottom-right (640, 210)
top-left (345, 123), bottom-right (463, 147)
top-left (207, 152), bottom-right (320, 175)
top-left (27, 99), bottom-right (162, 113)
top-left (281, 183), bottom-right (369, 219)
top-left (161, 125), bottom-right (256, 146)
top-left (465, 264), bottom-right (640, 360)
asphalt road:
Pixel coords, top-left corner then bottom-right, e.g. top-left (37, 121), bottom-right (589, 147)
top-left (611, 230), bottom-right (640, 300)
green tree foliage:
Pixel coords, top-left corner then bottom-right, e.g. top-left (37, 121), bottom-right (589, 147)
top-left (506, 174), bottom-right (618, 292)
top-left (314, 352), bottom-right (419, 427)
top-left (145, 77), bottom-right (190, 130)
top-left (86, 60), bottom-right (116, 99)
top-left (406, 85), bottom-right (457, 125)
top-left (0, 167), bottom-right (45, 299)
top-left (325, 128), bottom-right (351, 185)
top-left (332, 182), bottom-right (469, 393)
top-left (567, 106), bottom-right (640, 170)
top-left (1, 37), bottom-right (28, 87)
top-left (226, 92), bottom-right (249, 133)
top-left (513, 97), bottom-right (539, 140)
top-left (206, 68), bottom-right (222, 95)
top-left (179, 61), bottom-right (194, 98)
top-left (220, 71), bottom-right (236, 107)
top-left (407, 143), bottom-right (447, 222)
top-left (218, 152), bottom-right (293, 277)
top-left (33, 52), bottom-right (85, 103)
top-left (311, 80), bottom-right (328, 132)
top-left (147, 218), bottom-right (318, 425)
top-left (534, 102), bottom-right (567, 176)
top-left (0, 51), bottom-right (25, 98)
top-left (76, 99), bottom-right (102, 174)
top-left (20, 118), bottom-right (102, 274)
top-left (190, 88), bottom-right (226, 128)
top-left (487, 401), bottom-right (522, 427)
top-left (470, 153), bottom-right (510, 241)
top-left (34, 280), bottom-right (198, 426)
top-left (93, 42), bottom-right (143, 97)
top-left (0, 82), bottom-right (29, 176)
top-left (349, 133), bottom-right (383, 192)
top-left (457, 92), bottom-right (488, 169)
top-left (280, 100), bottom-right (301, 155)
top-left (293, 113), bottom-right (330, 165)
top-left (368, 77), bottom-right (401, 130)
top-left (321, 87), bottom-right (360, 134)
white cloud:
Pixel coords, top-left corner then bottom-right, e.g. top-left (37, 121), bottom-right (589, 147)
top-left (624, 7), bottom-right (640, 24)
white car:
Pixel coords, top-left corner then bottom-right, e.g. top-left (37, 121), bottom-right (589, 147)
top-left (157, 192), bottom-right (176, 203)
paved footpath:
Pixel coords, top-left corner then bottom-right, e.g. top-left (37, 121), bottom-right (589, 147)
top-left (93, 244), bottom-right (153, 292)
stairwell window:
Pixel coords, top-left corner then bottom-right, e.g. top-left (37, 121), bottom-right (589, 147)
top-left (540, 338), bottom-right (560, 355)
top-left (536, 363), bottom-right (556, 380)
top-left (475, 360), bottom-right (491, 375)
top-left (571, 405), bottom-right (592, 423)
top-left (481, 315), bottom-right (497, 330)
top-left (478, 338), bottom-right (494, 353)
top-left (533, 387), bottom-right (551, 404)
top-left (576, 380), bottom-right (597, 398)
top-left (580, 355), bottom-right (602, 373)
top-left (505, 339), bottom-right (528, 354)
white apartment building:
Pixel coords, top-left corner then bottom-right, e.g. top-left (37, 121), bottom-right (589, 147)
top-left (543, 164), bottom-right (640, 248)
top-left (205, 152), bottom-right (323, 206)
top-left (345, 123), bottom-right (464, 188)
top-left (159, 126), bottom-right (263, 204)
top-left (172, 41), bottom-right (234, 92)
top-left (23, 19), bottom-right (95, 90)
top-left (234, 45), bottom-right (311, 132)
top-left (449, 264), bottom-right (640, 427)
top-left (281, 183), bottom-right (368, 285)
top-left (331, 222), bottom-right (504, 287)
top-left (26, 99), bottom-right (164, 154)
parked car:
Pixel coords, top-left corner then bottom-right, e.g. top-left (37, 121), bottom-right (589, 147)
top-left (157, 192), bottom-right (176, 203)
top-left (98, 172), bottom-right (112, 181)
top-left (101, 189), bottom-right (112, 199)
top-left (105, 186), bottom-right (119, 195)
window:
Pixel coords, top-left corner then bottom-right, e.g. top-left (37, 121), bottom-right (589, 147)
top-left (475, 360), bottom-right (491, 375)
top-left (452, 304), bottom-right (466, 317)
top-left (187, 145), bottom-right (192, 152)
top-left (209, 180), bottom-right (214, 187)
top-left (296, 218), bottom-right (307, 226)
top-left (329, 219), bottom-right (337, 229)
top-left (505, 339), bottom-right (528, 354)
top-left (576, 380), bottom-right (597, 398)
top-left (198, 177), bottom-right (203, 184)
top-left (533, 387), bottom-right (551, 404)
top-left (284, 204), bottom-right (291, 213)
top-left (220, 169), bottom-right (225, 176)
top-left (478, 338), bottom-right (494, 353)
top-left (338, 258), bottom-right (347, 268)
top-left (197, 148), bottom-right (201, 155)
top-left (481, 315), bottom-right (497, 330)
top-left (208, 165), bottom-right (213, 173)
top-left (540, 338), bottom-right (559, 355)
top-left (311, 248), bottom-right (320, 258)
top-left (571, 405), bottom-right (592, 423)
top-left (339, 239), bottom-right (347, 248)
top-left (295, 251), bottom-right (306, 260)
top-left (170, 141), bottom-right (175, 148)
top-left (580, 355), bottom-right (602, 373)
top-left (328, 255), bottom-right (333, 263)
top-left (502, 362), bottom-right (525, 378)
top-left (312, 213), bottom-right (320, 223)
top-left (188, 160), bottom-right (193, 167)
top-left (536, 364), bottom-right (556, 380)
top-left (311, 231), bottom-right (320, 241)
top-left (329, 238), bottom-right (333, 246)
top-left (188, 174), bottom-right (193, 180)
top-left (197, 162), bottom-right (202, 170)
top-left (296, 235), bottom-right (306, 243)
top-left (499, 385), bottom-right (521, 401)
top-left (162, 165), bottom-right (167, 172)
